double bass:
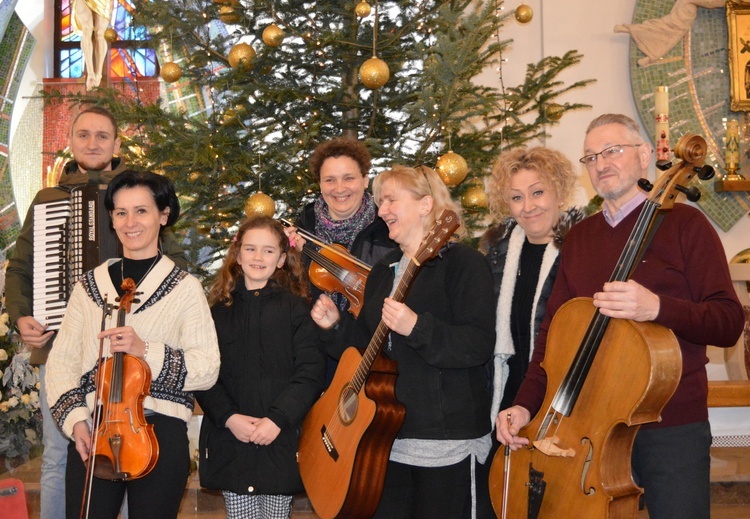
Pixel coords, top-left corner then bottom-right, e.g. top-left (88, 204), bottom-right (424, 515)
top-left (81, 279), bottom-right (159, 517)
top-left (298, 210), bottom-right (460, 519)
top-left (489, 134), bottom-right (714, 518)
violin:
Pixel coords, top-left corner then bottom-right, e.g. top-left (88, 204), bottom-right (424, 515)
top-left (281, 219), bottom-right (370, 317)
top-left (81, 279), bottom-right (159, 516)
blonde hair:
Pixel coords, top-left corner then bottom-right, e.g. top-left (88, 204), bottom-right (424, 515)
top-left (372, 165), bottom-right (466, 240)
top-left (487, 147), bottom-right (577, 219)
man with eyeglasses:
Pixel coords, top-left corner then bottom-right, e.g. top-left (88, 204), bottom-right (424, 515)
top-left (496, 113), bottom-right (743, 518)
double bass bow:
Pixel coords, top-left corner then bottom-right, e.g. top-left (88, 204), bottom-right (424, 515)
top-left (280, 218), bottom-right (370, 317)
top-left (81, 278), bottom-right (159, 518)
top-left (489, 134), bottom-right (715, 518)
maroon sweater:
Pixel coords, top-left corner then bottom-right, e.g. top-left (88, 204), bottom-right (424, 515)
top-left (513, 202), bottom-right (744, 428)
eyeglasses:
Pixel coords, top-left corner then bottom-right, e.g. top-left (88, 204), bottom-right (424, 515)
top-left (578, 143), bottom-right (643, 166)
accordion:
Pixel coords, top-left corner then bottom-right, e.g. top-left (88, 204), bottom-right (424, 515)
top-left (32, 183), bottom-right (121, 330)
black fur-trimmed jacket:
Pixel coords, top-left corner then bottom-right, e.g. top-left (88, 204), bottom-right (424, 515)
top-left (479, 208), bottom-right (586, 422)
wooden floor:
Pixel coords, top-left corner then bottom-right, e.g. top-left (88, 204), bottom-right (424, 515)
top-left (2, 447), bottom-right (750, 518)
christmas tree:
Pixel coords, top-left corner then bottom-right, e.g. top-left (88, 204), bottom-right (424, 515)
top-left (45, 0), bottom-right (592, 276)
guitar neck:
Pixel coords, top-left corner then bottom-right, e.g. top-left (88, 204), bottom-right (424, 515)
top-left (351, 259), bottom-right (420, 394)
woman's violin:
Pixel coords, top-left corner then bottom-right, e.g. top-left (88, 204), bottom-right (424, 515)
top-left (281, 219), bottom-right (370, 317)
top-left (81, 278), bottom-right (159, 517)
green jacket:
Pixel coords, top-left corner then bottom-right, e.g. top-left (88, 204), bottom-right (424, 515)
top-left (5, 158), bottom-right (188, 363)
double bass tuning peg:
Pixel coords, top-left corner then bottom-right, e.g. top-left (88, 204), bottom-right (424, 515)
top-left (637, 178), bottom-right (654, 192)
top-left (693, 165), bottom-right (714, 181)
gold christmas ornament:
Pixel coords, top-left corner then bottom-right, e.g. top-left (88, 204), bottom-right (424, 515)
top-left (245, 192), bottom-right (276, 218)
top-left (359, 57), bottom-right (390, 89)
top-left (160, 62), bottom-right (182, 83)
top-left (355, 1), bottom-right (372, 18)
top-left (262, 24), bottom-right (285, 47)
top-left (545, 103), bottom-right (564, 122)
top-left (228, 42), bottom-right (256, 71)
top-left (219, 5), bottom-right (242, 24)
top-left (189, 171), bottom-right (202, 183)
top-left (515, 4), bottom-right (534, 24)
top-left (104, 28), bottom-right (118, 43)
top-left (436, 151), bottom-right (469, 187)
top-left (461, 184), bottom-right (489, 210)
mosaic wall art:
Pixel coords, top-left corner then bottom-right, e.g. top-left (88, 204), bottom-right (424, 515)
top-left (628, 0), bottom-right (750, 232)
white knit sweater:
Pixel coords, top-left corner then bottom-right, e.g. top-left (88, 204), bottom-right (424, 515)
top-left (46, 256), bottom-right (220, 439)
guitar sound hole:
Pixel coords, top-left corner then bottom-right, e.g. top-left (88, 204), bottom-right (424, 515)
top-left (338, 385), bottom-right (358, 424)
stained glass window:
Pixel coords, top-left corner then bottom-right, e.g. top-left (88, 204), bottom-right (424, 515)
top-left (55, 0), bottom-right (157, 80)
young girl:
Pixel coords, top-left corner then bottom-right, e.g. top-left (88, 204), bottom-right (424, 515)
top-left (196, 216), bottom-right (325, 519)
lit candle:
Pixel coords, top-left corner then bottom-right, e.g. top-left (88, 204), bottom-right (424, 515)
top-left (654, 86), bottom-right (670, 162)
top-left (726, 119), bottom-right (740, 169)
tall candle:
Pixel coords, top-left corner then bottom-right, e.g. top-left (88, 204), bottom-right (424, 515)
top-left (654, 86), bottom-right (670, 162)
top-left (726, 119), bottom-right (740, 169)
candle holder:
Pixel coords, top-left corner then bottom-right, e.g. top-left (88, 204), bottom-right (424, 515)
top-left (715, 164), bottom-right (750, 192)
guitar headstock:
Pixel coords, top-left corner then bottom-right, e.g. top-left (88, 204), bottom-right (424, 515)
top-left (645, 133), bottom-right (713, 210)
top-left (413, 210), bottom-right (460, 265)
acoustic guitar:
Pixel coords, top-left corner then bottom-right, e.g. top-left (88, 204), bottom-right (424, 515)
top-left (298, 209), bottom-right (460, 519)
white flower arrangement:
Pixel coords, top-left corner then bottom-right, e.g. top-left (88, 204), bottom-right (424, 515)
top-left (0, 308), bottom-right (43, 467)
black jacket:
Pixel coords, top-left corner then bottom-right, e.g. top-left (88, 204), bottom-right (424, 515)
top-left (196, 283), bottom-right (325, 495)
top-left (479, 208), bottom-right (587, 335)
top-left (323, 243), bottom-right (496, 440)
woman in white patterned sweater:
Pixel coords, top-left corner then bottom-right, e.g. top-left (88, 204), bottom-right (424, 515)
top-left (46, 170), bottom-right (220, 519)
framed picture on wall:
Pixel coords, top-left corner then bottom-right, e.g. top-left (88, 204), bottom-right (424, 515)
top-left (727, 1), bottom-right (750, 111)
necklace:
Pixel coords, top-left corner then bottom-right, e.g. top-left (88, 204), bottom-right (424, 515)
top-left (121, 253), bottom-right (161, 289)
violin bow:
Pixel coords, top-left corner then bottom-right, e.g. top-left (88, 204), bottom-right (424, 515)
top-left (80, 297), bottom-right (114, 519)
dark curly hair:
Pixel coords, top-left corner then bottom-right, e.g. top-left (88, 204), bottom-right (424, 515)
top-left (309, 138), bottom-right (371, 181)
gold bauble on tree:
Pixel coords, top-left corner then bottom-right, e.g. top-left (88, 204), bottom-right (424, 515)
top-left (355, 1), bottom-right (372, 18)
top-left (515, 4), bottom-right (534, 24)
top-left (545, 103), bottom-right (564, 121)
top-left (262, 24), bottom-right (285, 47)
top-left (359, 57), bottom-right (390, 89)
top-left (228, 42), bottom-right (256, 71)
top-left (219, 5), bottom-right (242, 24)
top-left (461, 182), bottom-right (489, 210)
top-left (245, 192), bottom-right (276, 218)
top-left (160, 62), bottom-right (182, 83)
top-left (436, 151), bottom-right (469, 187)
top-left (104, 28), bottom-right (118, 43)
